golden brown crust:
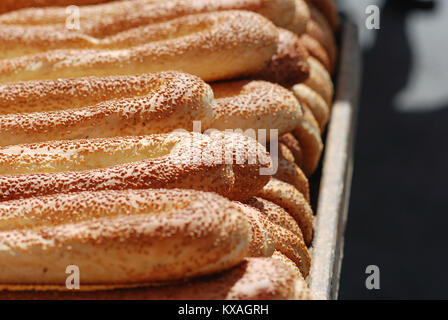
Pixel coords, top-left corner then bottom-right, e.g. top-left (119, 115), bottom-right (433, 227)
top-left (210, 80), bottom-right (302, 138)
top-left (0, 258), bottom-right (308, 300)
top-left (272, 251), bottom-right (302, 278)
top-left (286, 0), bottom-right (311, 36)
top-left (0, 189), bottom-right (251, 286)
top-left (0, 0), bottom-right (296, 33)
top-left (292, 83), bottom-right (330, 133)
top-left (303, 57), bottom-right (334, 105)
top-left (275, 143), bottom-right (311, 202)
top-left (205, 131), bottom-right (273, 201)
top-left (257, 178), bottom-right (314, 246)
top-left (306, 0), bottom-right (339, 32)
top-left (243, 197), bottom-right (304, 241)
top-left (0, 72), bottom-right (214, 146)
top-left (254, 28), bottom-right (310, 86)
top-left (0, 0), bottom-right (114, 14)
top-left (279, 133), bottom-right (304, 168)
top-left (234, 203), bottom-right (274, 258)
top-left (0, 0), bottom-right (164, 26)
top-left (0, 11), bottom-right (278, 83)
top-left (293, 105), bottom-right (324, 176)
top-left (301, 102), bottom-right (321, 130)
top-left (271, 251), bottom-right (312, 299)
top-left (0, 132), bottom-right (271, 201)
top-left (306, 22), bottom-right (335, 73)
top-left (307, 4), bottom-right (337, 73)
top-left (0, 8), bottom-right (282, 60)
top-left (264, 219), bottom-right (310, 278)
top-left (278, 140), bottom-right (296, 163)
top-left (300, 33), bottom-right (331, 72)
top-left (235, 202), bottom-right (310, 277)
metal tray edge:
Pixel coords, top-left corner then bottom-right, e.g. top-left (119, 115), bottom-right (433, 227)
top-left (308, 20), bottom-right (361, 300)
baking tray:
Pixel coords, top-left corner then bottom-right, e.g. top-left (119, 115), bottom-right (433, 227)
top-left (307, 20), bottom-right (361, 300)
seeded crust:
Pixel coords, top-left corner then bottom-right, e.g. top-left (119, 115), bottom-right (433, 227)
top-left (301, 102), bottom-right (321, 130)
top-left (0, 258), bottom-right (309, 300)
top-left (210, 80), bottom-right (302, 139)
top-left (258, 178), bottom-right (314, 246)
top-left (303, 57), bottom-right (334, 105)
top-left (306, 4), bottom-right (337, 74)
top-left (205, 131), bottom-right (273, 200)
top-left (0, 0), bottom-right (296, 34)
top-left (286, 0), bottom-right (311, 36)
top-left (254, 28), bottom-right (310, 86)
top-left (234, 203), bottom-right (274, 258)
top-left (0, 132), bottom-right (271, 201)
top-left (243, 197), bottom-right (304, 241)
top-left (0, 72), bottom-right (214, 146)
top-left (278, 141), bottom-right (296, 164)
top-left (0, 189), bottom-right (251, 286)
top-left (292, 83), bottom-right (330, 133)
top-left (293, 105), bottom-right (324, 176)
top-left (274, 143), bottom-right (311, 202)
top-left (235, 202), bottom-right (310, 277)
top-left (300, 33), bottom-right (331, 72)
top-left (306, 0), bottom-right (339, 32)
top-left (0, 71), bottom-right (212, 115)
top-left (278, 133), bottom-right (321, 181)
top-left (0, 1), bottom-right (340, 302)
top-left (271, 251), bottom-right (312, 299)
top-left (0, 9), bottom-right (282, 60)
top-left (0, 11), bottom-right (278, 83)
top-left (279, 133), bottom-right (304, 168)
top-left (0, 0), bottom-right (114, 14)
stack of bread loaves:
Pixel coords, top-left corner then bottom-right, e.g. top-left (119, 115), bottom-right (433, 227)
top-left (0, 0), bottom-right (339, 300)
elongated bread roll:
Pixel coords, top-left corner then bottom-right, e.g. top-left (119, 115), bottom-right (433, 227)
top-left (271, 251), bottom-right (312, 300)
top-left (0, 0), bottom-right (296, 33)
top-left (0, 11), bottom-right (278, 83)
top-left (286, 0), bottom-right (311, 36)
top-left (235, 202), bottom-right (310, 277)
top-left (275, 143), bottom-right (310, 201)
top-left (0, 189), bottom-right (251, 286)
top-left (0, 258), bottom-right (309, 300)
top-left (278, 140), bottom-right (296, 163)
top-left (244, 197), bottom-right (304, 241)
top-left (300, 33), bottom-right (331, 72)
top-left (293, 105), bottom-right (323, 176)
top-left (301, 103), bottom-right (321, 130)
top-left (0, 72), bottom-right (213, 146)
top-left (307, 4), bottom-right (337, 73)
top-left (210, 80), bottom-right (302, 139)
top-left (240, 205), bottom-right (275, 258)
top-left (0, 9), bottom-right (281, 60)
top-left (303, 57), bottom-right (334, 106)
top-left (279, 133), bottom-right (304, 169)
top-left (254, 28), bottom-right (310, 86)
top-left (306, 0), bottom-right (339, 32)
top-left (292, 83), bottom-right (330, 133)
top-left (0, 0), bottom-right (158, 24)
top-left (0, 132), bottom-right (271, 201)
top-left (258, 178), bottom-right (314, 246)
top-left (0, 0), bottom-right (115, 14)
top-left (0, 71), bottom-right (212, 115)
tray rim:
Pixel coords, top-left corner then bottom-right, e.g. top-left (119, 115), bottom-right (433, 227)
top-left (307, 20), bottom-right (361, 300)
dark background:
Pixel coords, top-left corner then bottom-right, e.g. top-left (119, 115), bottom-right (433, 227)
top-left (336, 0), bottom-right (448, 299)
